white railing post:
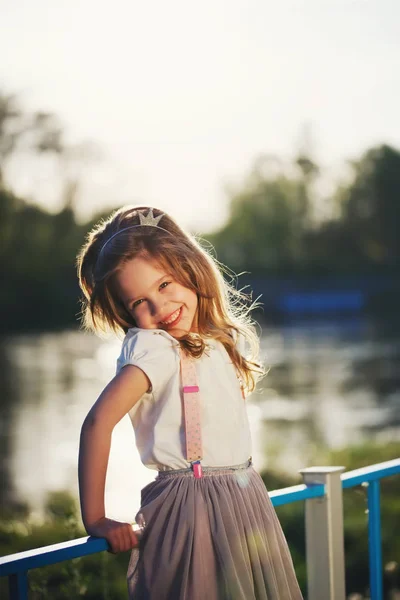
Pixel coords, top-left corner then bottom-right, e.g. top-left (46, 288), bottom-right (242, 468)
top-left (299, 466), bottom-right (346, 600)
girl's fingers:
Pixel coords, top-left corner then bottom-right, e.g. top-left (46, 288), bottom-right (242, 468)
top-left (107, 534), bottom-right (120, 554)
top-left (108, 523), bottom-right (138, 553)
top-left (91, 519), bottom-right (139, 553)
top-left (106, 529), bottom-right (121, 553)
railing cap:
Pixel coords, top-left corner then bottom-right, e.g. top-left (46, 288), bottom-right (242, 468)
top-left (299, 466), bottom-right (345, 474)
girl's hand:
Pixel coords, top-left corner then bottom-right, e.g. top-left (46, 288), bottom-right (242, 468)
top-left (87, 517), bottom-right (139, 553)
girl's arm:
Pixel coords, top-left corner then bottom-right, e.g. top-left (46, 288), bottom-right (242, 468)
top-left (78, 364), bottom-right (149, 552)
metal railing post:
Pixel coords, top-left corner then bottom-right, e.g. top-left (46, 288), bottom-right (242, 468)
top-left (367, 480), bottom-right (383, 600)
top-left (9, 571), bottom-right (28, 600)
top-left (299, 466), bottom-right (346, 600)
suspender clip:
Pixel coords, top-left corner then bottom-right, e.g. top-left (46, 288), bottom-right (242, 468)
top-left (191, 460), bottom-right (203, 479)
top-left (183, 385), bottom-right (199, 393)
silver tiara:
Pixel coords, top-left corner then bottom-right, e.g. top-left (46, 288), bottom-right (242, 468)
top-left (98, 208), bottom-right (171, 257)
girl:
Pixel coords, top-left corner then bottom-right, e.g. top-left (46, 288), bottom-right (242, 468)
top-left (77, 205), bottom-right (303, 600)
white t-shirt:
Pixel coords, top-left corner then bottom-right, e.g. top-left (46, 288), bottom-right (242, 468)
top-left (116, 328), bottom-right (252, 471)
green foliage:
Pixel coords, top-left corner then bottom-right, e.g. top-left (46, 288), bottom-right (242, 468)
top-left (341, 145), bottom-right (400, 266)
top-left (45, 491), bottom-right (79, 522)
top-left (207, 156), bottom-right (313, 271)
top-left (0, 185), bottom-right (120, 333)
top-left (0, 188), bottom-right (86, 331)
top-left (208, 145), bottom-right (400, 275)
top-left (0, 490), bottom-right (130, 600)
top-left (0, 90), bottom-right (112, 334)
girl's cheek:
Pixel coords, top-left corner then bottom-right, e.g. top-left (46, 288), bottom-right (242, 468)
top-left (133, 307), bottom-right (145, 324)
top-left (137, 307), bottom-right (153, 327)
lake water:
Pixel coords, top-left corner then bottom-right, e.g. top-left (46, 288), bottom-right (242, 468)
top-left (1, 317), bottom-right (399, 523)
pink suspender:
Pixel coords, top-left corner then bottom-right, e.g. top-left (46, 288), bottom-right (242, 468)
top-left (180, 353), bottom-right (203, 478)
top-left (180, 350), bottom-right (245, 478)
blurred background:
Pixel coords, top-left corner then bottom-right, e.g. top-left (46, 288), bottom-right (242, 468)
top-left (1, 1), bottom-right (400, 598)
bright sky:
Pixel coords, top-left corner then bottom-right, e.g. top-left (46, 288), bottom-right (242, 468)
top-left (1, 0), bottom-right (399, 231)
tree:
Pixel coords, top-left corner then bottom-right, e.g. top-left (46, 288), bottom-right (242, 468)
top-left (0, 92), bottom-right (64, 187)
top-left (340, 145), bottom-right (400, 266)
top-left (0, 90), bottom-right (100, 212)
top-left (207, 154), bottom-right (315, 272)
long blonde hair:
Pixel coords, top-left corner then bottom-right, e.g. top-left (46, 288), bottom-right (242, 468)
top-left (76, 205), bottom-right (262, 392)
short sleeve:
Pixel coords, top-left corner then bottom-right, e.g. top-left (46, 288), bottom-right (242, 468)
top-left (116, 328), bottom-right (180, 395)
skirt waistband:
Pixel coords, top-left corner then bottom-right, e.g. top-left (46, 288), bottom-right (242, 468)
top-left (157, 458), bottom-right (252, 478)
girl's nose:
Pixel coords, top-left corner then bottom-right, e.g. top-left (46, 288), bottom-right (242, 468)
top-left (150, 300), bottom-right (166, 320)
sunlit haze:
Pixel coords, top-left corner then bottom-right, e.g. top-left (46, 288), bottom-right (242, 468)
top-left (1, 0), bottom-right (399, 230)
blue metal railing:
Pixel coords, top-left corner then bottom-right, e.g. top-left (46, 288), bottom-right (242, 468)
top-left (340, 458), bottom-right (400, 600)
top-left (1, 458), bottom-right (399, 600)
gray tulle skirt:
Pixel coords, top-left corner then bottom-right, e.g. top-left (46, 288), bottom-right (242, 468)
top-left (127, 462), bottom-right (303, 600)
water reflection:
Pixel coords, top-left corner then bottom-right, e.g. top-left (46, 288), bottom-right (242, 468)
top-left (0, 341), bottom-right (18, 509)
top-left (0, 317), bottom-right (399, 519)
top-left (257, 317), bottom-right (400, 472)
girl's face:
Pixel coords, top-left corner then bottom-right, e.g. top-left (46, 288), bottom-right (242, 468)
top-left (115, 256), bottom-right (198, 338)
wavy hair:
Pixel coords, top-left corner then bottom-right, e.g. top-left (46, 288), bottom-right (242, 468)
top-left (76, 205), bottom-right (262, 392)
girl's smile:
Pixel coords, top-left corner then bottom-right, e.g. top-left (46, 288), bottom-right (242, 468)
top-left (160, 306), bottom-right (182, 328)
top-left (115, 256), bottom-right (198, 337)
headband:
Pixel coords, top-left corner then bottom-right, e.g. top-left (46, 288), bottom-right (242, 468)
top-left (98, 208), bottom-right (171, 257)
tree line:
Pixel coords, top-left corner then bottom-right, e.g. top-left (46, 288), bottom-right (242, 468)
top-left (207, 146), bottom-right (400, 274)
top-left (1, 91), bottom-right (400, 332)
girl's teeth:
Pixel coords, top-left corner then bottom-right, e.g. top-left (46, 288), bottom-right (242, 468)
top-left (162, 309), bottom-right (180, 325)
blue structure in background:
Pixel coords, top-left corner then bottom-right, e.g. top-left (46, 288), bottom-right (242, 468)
top-left (1, 459), bottom-right (399, 600)
top-left (280, 291), bottom-right (365, 314)
top-left (240, 273), bottom-right (400, 317)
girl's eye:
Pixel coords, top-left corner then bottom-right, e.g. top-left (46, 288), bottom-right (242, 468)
top-left (130, 281), bottom-right (171, 311)
top-left (132, 299), bottom-right (144, 309)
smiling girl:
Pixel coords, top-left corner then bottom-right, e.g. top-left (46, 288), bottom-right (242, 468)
top-left (76, 206), bottom-right (303, 600)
